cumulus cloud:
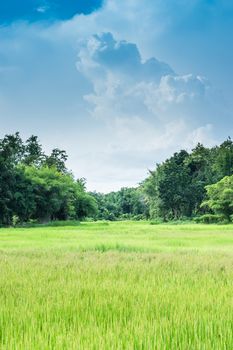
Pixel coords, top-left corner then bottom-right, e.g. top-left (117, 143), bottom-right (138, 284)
top-left (77, 32), bottom-right (210, 125)
top-left (70, 32), bottom-right (220, 191)
top-left (77, 32), bottom-right (173, 80)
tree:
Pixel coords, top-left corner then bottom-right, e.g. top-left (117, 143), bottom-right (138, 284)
top-left (212, 138), bottom-right (233, 180)
top-left (0, 132), bottom-right (25, 165)
top-left (23, 135), bottom-right (45, 166)
top-left (201, 175), bottom-right (233, 222)
top-left (0, 133), bottom-right (24, 225)
top-left (74, 194), bottom-right (98, 220)
top-left (21, 166), bottom-right (97, 222)
top-left (45, 148), bottom-right (68, 173)
top-left (91, 187), bottom-right (148, 221)
top-left (185, 143), bottom-right (215, 215)
top-left (0, 132), bottom-right (98, 225)
top-left (22, 166), bottom-right (70, 222)
top-left (143, 140), bottom-right (233, 221)
top-left (143, 150), bottom-right (194, 220)
top-left (0, 156), bottom-right (15, 225)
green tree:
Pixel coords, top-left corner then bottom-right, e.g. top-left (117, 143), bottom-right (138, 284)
top-left (0, 132), bottom-right (98, 225)
top-left (212, 138), bottom-right (233, 180)
top-left (91, 187), bottom-right (148, 221)
top-left (0, 157), bottom-right (15, 225)
top-left (201, 175), bottom-right (233, 222)
top-left (22, 166), bottom-right (71, 222)
top-left (143, 150), bottom-right (194, 220)
top-left (23, 135), bottom-right (45, 166)
top-left (45, 148), bottom-right (68, 173)
top-left (0, 132), bottom-right (25, 165)
top-left (22, 166), bottom-right (97, 222)
top-left (0, 133), bottom-right (24, 225)
top-left (185, 143), bottom-right (215, 215)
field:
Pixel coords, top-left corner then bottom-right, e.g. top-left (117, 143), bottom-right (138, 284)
top-left (0, 222), bottom-right (233, 349)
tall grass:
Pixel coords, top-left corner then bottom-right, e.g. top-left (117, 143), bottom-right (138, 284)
top-left (0, 222), bottom-right (233, 349)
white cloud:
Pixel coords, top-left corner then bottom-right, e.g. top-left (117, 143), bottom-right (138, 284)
top-left (49, 0), bottom-right (207, 60)
top-left (77, 33), bottom-right (211, 127)
top-left (70, 32), bottom-right (220, 191)
top-left (0, 1), bottom-right (230, 192)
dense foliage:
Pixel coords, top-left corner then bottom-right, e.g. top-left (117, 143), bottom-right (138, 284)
top-left (91, 188), bottom-right (149, 221)
top-left (143, 139), bottom-right (233, 221)
top-left (201, 175), bottom-right (233, 222)
top-left (0, 133), bottom-right (97, 226)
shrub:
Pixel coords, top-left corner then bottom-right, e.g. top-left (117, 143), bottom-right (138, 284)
top-left (12, 215), bottom-right (20, 227)
top-left (195, 214), bottom-right (226, 224)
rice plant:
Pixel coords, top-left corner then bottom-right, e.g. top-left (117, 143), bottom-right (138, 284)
top-left (0, 222), bottom-right (233, 349)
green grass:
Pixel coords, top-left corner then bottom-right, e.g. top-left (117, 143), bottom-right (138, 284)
top-left (1, 222), bottom-right (233, 349)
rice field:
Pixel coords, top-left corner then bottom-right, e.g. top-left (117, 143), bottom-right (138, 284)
top-left (0, 221), bottom-right (233, 349)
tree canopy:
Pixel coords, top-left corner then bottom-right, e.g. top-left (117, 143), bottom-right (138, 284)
top-left (201, 176), bottom-right (233, 222)
top-left (143, 138), bottom-right (233, 222)
top-left (0, 133), bottom-right (97, 225)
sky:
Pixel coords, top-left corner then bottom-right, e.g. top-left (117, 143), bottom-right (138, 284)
top-left (0, 0), bottom-right (233, 192)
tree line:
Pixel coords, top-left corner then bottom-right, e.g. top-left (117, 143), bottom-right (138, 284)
top-left (90, 138), bottom-right (233, 223)
top-left (0, 132), bottom-right (233, 226)
top-left (90, 188), bottom-right (149, 221)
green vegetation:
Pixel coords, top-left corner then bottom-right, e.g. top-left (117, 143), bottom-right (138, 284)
top-left (91, 188), bottom-right (149, 221)
top-left (0, 222), bottom-right (233, 349)
top-left (90, 138), bottom-right (233, 223)
top-left (143, 139), bottom-right (233, 222)
top-left (0, 133), bottom-right (97, 226)
top-left (1, 132), bottom-right (233, 225)
top-left (201, 175), bottom-right (233, 222)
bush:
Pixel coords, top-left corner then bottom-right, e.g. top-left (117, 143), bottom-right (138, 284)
top-left (132, 214), bottom-right (146, 221)
top-left (194, 214), bottom-right (226, 224)
top-left (12, 215), bottom-right (20, 227)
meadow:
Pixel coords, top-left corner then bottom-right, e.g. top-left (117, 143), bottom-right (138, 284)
top-left (0, 221), bottom-right (233, 349)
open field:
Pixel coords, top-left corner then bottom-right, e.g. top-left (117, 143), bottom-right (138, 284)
top-left (1, 222), bottom-right (233, 349)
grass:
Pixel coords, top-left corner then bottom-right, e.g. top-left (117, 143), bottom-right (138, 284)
top-left (0, 221), bottom-right (233, 349)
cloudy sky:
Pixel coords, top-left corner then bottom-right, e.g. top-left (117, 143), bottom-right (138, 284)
top-left (0, 0), bottom-right (233, 192)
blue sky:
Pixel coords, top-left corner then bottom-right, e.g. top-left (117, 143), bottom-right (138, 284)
top-left (0, 0), bottom-right (233, 192)
top-left (0, 0), bottom-right (103, 22)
